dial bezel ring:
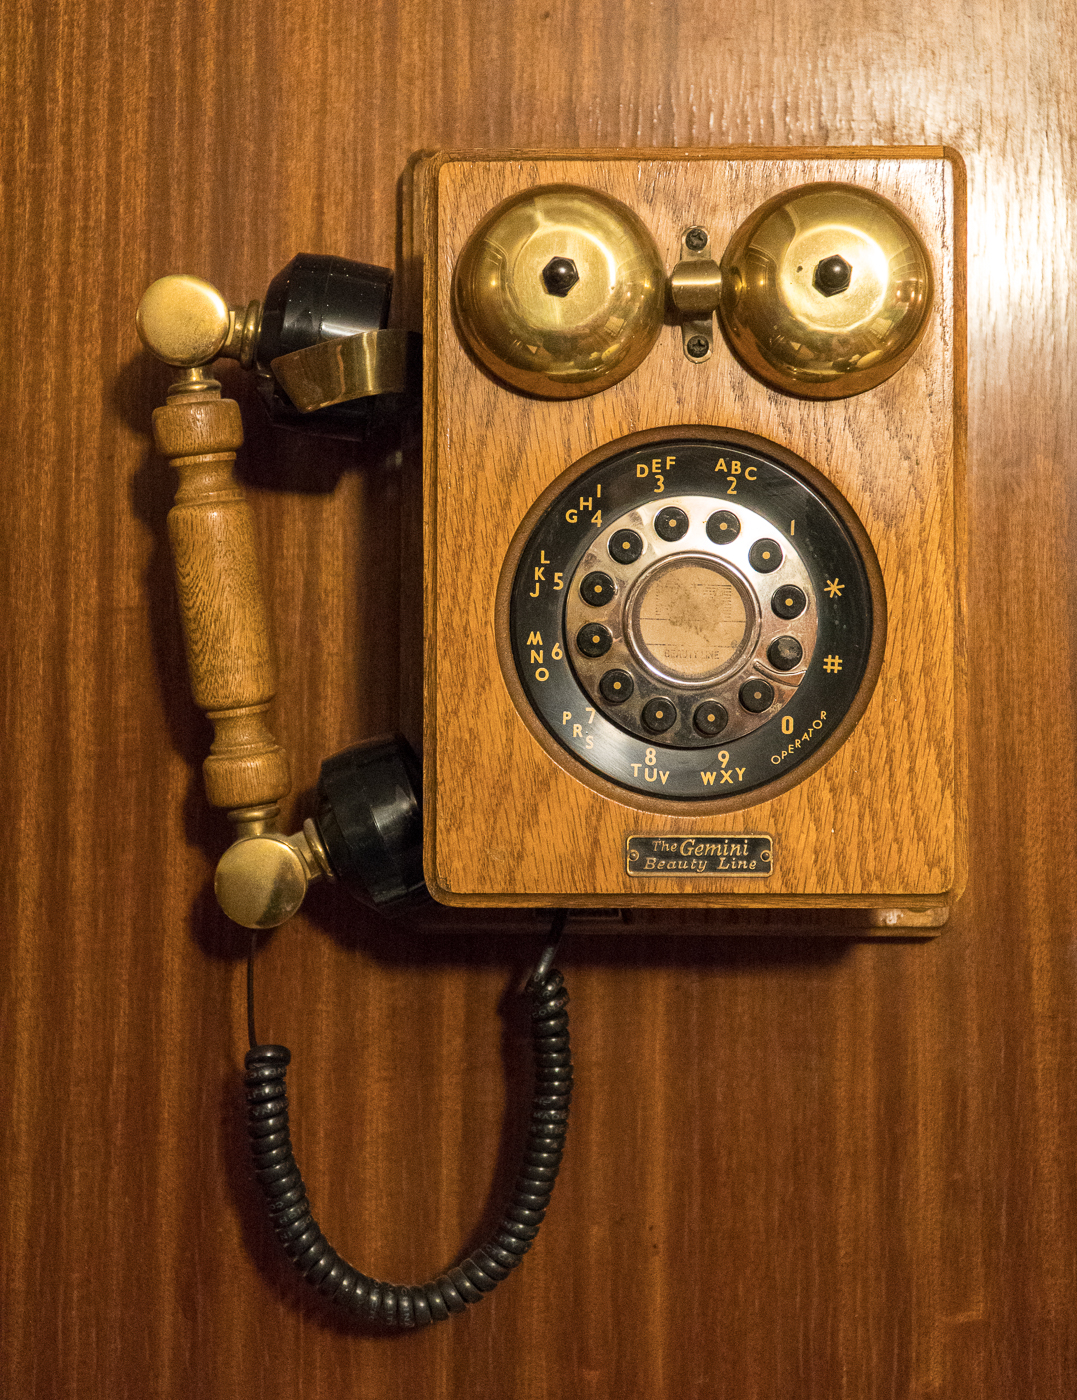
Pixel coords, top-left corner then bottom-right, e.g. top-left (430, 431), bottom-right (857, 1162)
top-left (495, 426), bottom-right (886, 813)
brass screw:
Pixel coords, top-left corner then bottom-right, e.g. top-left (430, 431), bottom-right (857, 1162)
top-left (814, 255), bottom-right (853, 296)
top-left (685, 227), bottom-right (709, 252)
top-left (541, 257), bottom-right (580, 297)
top-left (686, 335), bottom-right (710, 359)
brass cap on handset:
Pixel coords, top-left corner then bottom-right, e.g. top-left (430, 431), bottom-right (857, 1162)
top-left (214, 822), bottom-right (334, 930)
top-left (136, 273), bottom-right (262, 370)
top-left (138, 265), bottom-right (425, 928)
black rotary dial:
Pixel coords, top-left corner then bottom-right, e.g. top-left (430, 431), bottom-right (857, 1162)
top-left (508, 434), bottom-right (877, 801)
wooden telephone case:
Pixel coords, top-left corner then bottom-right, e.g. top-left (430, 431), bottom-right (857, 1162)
top-left (406, 148), bottom-right (966, 926)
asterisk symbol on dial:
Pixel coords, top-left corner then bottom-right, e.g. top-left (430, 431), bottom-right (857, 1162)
top-left (824, 578), bottom-right (844, 598)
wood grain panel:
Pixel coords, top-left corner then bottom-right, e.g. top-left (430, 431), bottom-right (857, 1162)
top-left (2, 1), bottom-right (1075, 1397)
top-left (423, 150), bottom-right (963, 907)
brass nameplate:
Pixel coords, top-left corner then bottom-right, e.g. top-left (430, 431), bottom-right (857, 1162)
top-left (626, 834), bottom-right (773, 876)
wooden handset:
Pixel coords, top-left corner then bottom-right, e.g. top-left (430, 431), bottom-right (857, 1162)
top-left (155, 388), bottom-right (287, 820)
top-left (137, 275), bottom-right (334, 927)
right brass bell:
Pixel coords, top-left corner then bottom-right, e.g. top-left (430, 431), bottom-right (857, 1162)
top-left (717, 183), bottom-right (933, 398)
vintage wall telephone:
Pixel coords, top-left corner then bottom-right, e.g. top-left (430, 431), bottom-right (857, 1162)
top-left (137, 148), bottom-right (965, 1325)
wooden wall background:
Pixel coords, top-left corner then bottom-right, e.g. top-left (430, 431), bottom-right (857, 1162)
top-left (2, 1), bottom-right (1074, 1396)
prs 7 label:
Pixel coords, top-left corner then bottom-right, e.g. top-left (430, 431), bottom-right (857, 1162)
top-left (625, 835), bottom-right (773, 877)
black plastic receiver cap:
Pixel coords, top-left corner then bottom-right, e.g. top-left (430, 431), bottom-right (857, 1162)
top-left (313, 736), bottom-right (427, 910)
top-left (259, 253), bottom-right (393, 363)
top-left (255, 253), bottom-right (408, 438)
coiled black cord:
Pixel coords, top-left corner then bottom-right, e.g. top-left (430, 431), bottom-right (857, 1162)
top-left (242, 915), bottom-right (572, 1325)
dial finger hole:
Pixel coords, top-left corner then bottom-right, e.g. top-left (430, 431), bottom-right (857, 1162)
top-left (580, 571), bottom-right (615, 606)
top-left (767, 636), bottom-right (803, 671)
top-left (705, 510), bottom-right (741, 545)
top-left (693, 701), bottom-right (728, 737)
top-left (641, 697), bottom-right (677, 733)
top-left (608, 529), bottom-right (643, 564)
top-left (771, 584), bottom-right (806, 619)
top-left (739, 678), bottom-right (775, 713)
top-left (654, 507), bottom-right (689, 542)
top-left (576, 623), bottom-right (613, 657)
top-left (748, 539), bottom-right (782, 573)
top-left (599, 669), bottom-right (634, 704)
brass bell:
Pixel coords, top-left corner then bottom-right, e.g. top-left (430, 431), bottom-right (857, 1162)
top-left (452, 185), bottom-right (666, 398)
top-left (717, 183), bottom-right (933, 398)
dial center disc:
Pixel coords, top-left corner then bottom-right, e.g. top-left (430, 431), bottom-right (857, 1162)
top-left (627, 555), bottom-right (752, 684)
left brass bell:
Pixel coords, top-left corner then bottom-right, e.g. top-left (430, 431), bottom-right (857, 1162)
top-left (452, 185), bottom-right (666, 399)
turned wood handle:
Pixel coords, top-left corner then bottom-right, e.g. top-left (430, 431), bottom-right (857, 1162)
top-left (152, 386), bottom-right (291, 817)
